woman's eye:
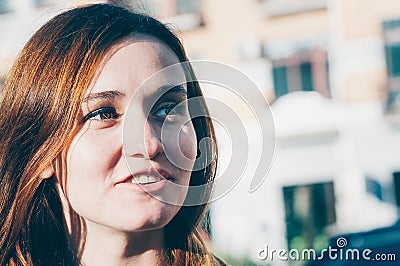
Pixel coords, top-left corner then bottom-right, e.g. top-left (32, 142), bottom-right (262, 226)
top-left (154, 103), bottom-right (177, 118)
top-left (83, 107), bottom-right (120, 122)
top-left (153, 103), bottom-right (184, 119)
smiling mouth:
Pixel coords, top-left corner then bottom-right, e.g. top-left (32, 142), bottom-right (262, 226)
top-left (125, 175), bottom-right (164, 185)
top-left (117, 168), bottom-right (174, 187)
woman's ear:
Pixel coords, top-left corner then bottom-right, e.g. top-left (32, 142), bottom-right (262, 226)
top-left (40, 166), bottom-right (54, 179)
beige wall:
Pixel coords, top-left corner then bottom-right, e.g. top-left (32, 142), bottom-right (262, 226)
top-left (345, 70), bottom-right (386, 102)
top-left (260, 9), bottom-right (329, 40)
top-left (177, 0), bottom-right (329, 62)
top-left (341, 0), bottom-right (400, 39)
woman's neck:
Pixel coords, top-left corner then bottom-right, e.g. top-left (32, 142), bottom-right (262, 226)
top-left (75, 220), bottom-right (170, 266)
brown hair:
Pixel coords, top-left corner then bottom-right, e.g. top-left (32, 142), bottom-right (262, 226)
top-left (0, 3), bottom-right (218, 265)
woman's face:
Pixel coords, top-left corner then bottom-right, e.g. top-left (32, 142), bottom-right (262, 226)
top-left (64, 38), bottom-right (197, 232)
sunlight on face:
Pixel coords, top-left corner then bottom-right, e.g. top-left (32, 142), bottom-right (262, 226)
top-left (64, 37), bottom-right (197, 232)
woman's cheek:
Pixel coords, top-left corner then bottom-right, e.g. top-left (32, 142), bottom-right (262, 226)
top-left (80, 128), bottom-right (121, 161)
top-left (66, 129), bottom-right (121, 186)
top-left (64, 131), bottom-right (118, 212)
top-left (179, 123), bottom-right (197, 160)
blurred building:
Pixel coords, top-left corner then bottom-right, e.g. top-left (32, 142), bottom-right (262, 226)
top-left (149, 0), bottom-right (400, 264)
top-left (2, 0), bottom-right (400, 265)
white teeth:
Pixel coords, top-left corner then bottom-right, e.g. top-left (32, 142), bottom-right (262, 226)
top-left (139, 175), bottom-right (148, 184)
top-left (129, 175), bottom-right (162, 185)
top-left (148, 176), bottom-right (157, 183)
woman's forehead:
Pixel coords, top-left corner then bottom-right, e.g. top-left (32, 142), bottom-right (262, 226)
top-left (86, 37), bottom-right (186, 98)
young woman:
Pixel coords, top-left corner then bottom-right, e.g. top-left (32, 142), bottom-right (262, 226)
top-left (0, 3), bottom-right (222, 265)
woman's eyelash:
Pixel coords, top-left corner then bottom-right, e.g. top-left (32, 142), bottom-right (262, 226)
top-left (153, 102), bottom-right (185, 119)
top-left (153, 103), bottom-right (177, 118)
top-left (82, 107), bottom-right (121, 122)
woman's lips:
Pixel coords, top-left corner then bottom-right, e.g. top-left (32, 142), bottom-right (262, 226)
top-left (114, 168), bottom-right (174, 193)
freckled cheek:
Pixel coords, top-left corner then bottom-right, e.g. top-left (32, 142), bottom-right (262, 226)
top-left (66, 130), bottom-right (122, 182)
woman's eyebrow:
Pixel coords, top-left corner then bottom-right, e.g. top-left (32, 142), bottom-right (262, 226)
top-left (144, 85), bottom-right (188, 112)
top-left (83, 90), bottom-right (126, 103)
top-left (156, 84), bottom-right (188, 96)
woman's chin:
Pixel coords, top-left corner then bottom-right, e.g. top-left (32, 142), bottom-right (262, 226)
top-left (99, 204), bottom-right (181, 233)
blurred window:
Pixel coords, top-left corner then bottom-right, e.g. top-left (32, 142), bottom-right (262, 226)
top-left (385, 44), bottom-right (400, 76)
top-left (168, 0), bottom-right (203, 31)
top-left (300, 62), bottom-right (313, 91)
top-left (272, 66), bottom-right (288, 97)
top-left (271, 49), bottom-right (330, 99)
top-left (176, 0), bottom-right (201, 15)
top-left (383, 19), bottom-right (400, 112)
top-left (365, 176), bottom-right (383, 201)
top-left (0, 0), bottom-right (9, 14)
top-left (283, 181), bottom-right (336, 251)
top-left (393, 172), bottom-right (400, 208)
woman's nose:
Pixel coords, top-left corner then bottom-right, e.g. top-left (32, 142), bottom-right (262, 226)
top-left (142, 122), bottom-right (163, 159)
top-left (124, 118), bottom-right (163, 159)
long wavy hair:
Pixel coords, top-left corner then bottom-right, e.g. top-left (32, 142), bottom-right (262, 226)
top-left (0, 3), bottom-right (218, 265)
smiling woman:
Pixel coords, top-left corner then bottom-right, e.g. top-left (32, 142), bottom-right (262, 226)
top-left (0, 3), bottom-right (223, 266)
